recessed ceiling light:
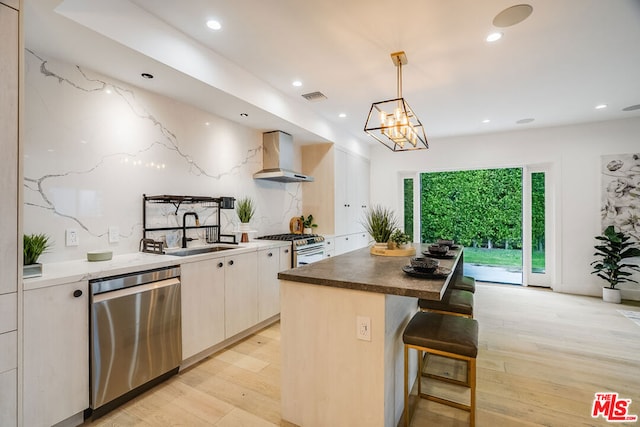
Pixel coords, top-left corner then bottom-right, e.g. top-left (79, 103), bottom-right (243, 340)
top-left (105, 88), bottom-right (112, 94)
top-left (240, 113), bottom-right (248, 117)
top-left (141, 73), bottom-right (154, 79)
top-left (206, 20), bottom-right (222, 30)
top-left (486, 32), bottom-right (503, 42)
top-left (205, 122), bottom-right (210, 126)
top-left (595, 104), bottom-right (608, 110)
top-left (339, 113), bottom-right (347, 118)
top-left (482, 119), bottom-right (491, 124)
top-left (292, 80), bottom-right (302, 87)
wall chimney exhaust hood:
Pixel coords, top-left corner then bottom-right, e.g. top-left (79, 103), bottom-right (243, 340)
top-left (253, 131), bottom-right (314, 183)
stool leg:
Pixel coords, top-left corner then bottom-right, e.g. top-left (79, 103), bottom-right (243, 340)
top-left (417, 350), bottom-right (422, 396)
top-left (469, 357), bottom-right (476, 427)
top-left (404, 344), bottom-right (409, 427)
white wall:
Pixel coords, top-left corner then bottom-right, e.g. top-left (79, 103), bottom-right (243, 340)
top-left (24, 51), bottom-right (304, 262)
top-left (370, 117), bottom-right (640, 298)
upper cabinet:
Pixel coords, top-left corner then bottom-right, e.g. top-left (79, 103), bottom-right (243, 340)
top-left (0, 0), bottom-right (19, 296)
top-left (0, 3), bottom-right (19, 427)
top-left (302, 144), bottom-right (370, 236)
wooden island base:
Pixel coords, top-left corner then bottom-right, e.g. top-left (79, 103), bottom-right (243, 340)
top-left (279, 244), bottom-right (463, 426)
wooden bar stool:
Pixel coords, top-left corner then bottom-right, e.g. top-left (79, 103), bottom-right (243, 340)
top-left (451, 276), bottom-right (476, 293)
top-left (418, 288), bottom-right (474, 318)
top-left (403, 311), bottom-right (479, 427)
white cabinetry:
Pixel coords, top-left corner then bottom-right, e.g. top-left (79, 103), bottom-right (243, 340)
top-left (258, 248), bottom-right (280, 322)
top-left (324, 237), bottom-right (335, 258)
top-left (0, 1), bottom-right (18, 297)
top-left (181, 258), bottom-right (226, 360)
top-left (334, 148), bottom-right (370, 235)
top-left (0, 4), bottom-right (19, 424)
top-left (23, 281), bottom-right (89, 427)
top-left (334, 232), bottom-right (372, 256)
top-left (302, 144), bottom-right (370, 254)
top-left (225, 252), bottom-right (258, 338)
top-left (279, 245), bottom-right (292, 271)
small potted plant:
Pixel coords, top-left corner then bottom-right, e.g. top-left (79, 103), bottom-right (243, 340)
top-left (591, 225), bottom-right (640, 303)
top-left (236, 197), bottom-right (255, 229)
top-left (236, 197), bottom-right (255, 242)
top-left (23, 233), bottom-right (51, 278)
top-left (389, 228), bottom-right (412, 250)
top-left (362, 205), bottom-right (398, 249)
top-left (300, 214), bottom-right (317, 234)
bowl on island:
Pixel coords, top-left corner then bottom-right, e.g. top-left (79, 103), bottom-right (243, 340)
top-left (409, 256), bottom-right (439, 273)
top-left (428, 244), bottom-right (449, 255)
top-left (436, 239), bottom-right (455, 248)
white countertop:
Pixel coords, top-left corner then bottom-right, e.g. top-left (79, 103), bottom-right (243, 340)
top-left (23, 240), bottom-right (291, 291)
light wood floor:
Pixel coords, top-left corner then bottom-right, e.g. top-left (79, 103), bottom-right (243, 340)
top-left (84, 284), bottom-right (640, 427)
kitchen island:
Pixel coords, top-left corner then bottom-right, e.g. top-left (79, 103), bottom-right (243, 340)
top-left (278, 243), bottom-right (463, 427)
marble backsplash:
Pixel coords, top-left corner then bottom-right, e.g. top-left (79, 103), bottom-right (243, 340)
top-left (24, 50), bottom-right (302, 263)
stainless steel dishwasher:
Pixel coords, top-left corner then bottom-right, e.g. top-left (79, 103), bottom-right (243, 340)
top-left (89, 266), bottom-right (181, 416)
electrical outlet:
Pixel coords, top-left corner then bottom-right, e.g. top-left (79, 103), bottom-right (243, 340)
top-left (356, 316), bottom-right (371, 341)
top-left (65, 228), bottom-right (79, 247)
top-left (108, 226), bottom-right (119, 243)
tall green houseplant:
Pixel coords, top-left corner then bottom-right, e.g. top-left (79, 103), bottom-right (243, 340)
top-left (591, 225), bottom-right (640, 289)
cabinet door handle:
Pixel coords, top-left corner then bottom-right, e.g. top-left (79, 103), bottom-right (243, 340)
top-left (228, 260), bottom-right (234, 266)
top-left (284, 249), bottom-right (289, 253)
top-left (217, 262), bottom-right (223, 268)
top-left (345, 237), bottom-right (349, 240)
top-left (267, 252), bottom-right (273, 257)
top-left (73, 290), bottom-right (83, 298)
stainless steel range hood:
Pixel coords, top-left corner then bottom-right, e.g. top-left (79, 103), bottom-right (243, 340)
top-left (253, 131), bottom-right (314, 183)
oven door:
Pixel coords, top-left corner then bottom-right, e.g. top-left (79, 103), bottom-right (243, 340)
top-left (295, 243), bottom-right (325, 267)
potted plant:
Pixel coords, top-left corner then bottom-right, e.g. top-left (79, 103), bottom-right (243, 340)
top-left (236, 197), bottom-right (255, 242)
top-left (23, 233), bottom-right (51, 278)
top-left (389, 228), bottom-right (412, 249)
top-left (236, 197), bottom-right (255, 229)
top-left (362, 205), bottom-right (398, 249)
top-left (591, 225), bottom-right (640, 303)
top-left (300, 214), bottom-right (317, 234)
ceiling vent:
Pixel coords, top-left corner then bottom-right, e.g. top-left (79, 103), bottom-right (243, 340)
top-left (301, 91), bottom-right (327, 102)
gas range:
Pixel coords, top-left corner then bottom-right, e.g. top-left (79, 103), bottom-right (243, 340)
top-left (256, 233), bottom-right (324, 246)
top-left (256, 234), bottom-right (325, 267)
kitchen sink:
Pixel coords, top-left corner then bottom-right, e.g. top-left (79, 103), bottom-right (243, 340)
top-left (168, 246), bottom-right (236, 257)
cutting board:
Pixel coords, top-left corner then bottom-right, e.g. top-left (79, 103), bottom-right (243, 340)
top-left (289, 217), bottom-right (303, 234)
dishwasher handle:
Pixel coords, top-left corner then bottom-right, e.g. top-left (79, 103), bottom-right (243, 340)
top-left (92, 278), bottom-right (180, 304)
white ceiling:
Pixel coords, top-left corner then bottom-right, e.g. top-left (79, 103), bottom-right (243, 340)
top-left (25, 0), bottom-right (640, 147)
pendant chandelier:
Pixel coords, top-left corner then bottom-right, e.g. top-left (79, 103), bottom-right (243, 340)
top-left (364, 51), bottom-right (428, 151)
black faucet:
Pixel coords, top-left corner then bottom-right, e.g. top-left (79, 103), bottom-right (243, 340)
top-left (182, 212), bottom-right (200, 248)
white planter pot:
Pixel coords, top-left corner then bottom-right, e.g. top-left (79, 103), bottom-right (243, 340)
top-left (304, 227), bottom-right (313, 234)
top-left (602, 287), bottom-right (621, 304)
top-left (239, 222), bottom-right (251, 232)
top-left (23, 263), bottom-right (43, 279)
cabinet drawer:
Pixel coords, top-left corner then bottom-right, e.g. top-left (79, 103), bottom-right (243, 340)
top-left (0, 293), bottom-right (16, 334)
top-left (0, 331), bottom-right (16, 373)
top-left (0, 369), bottom-right (16, 427)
